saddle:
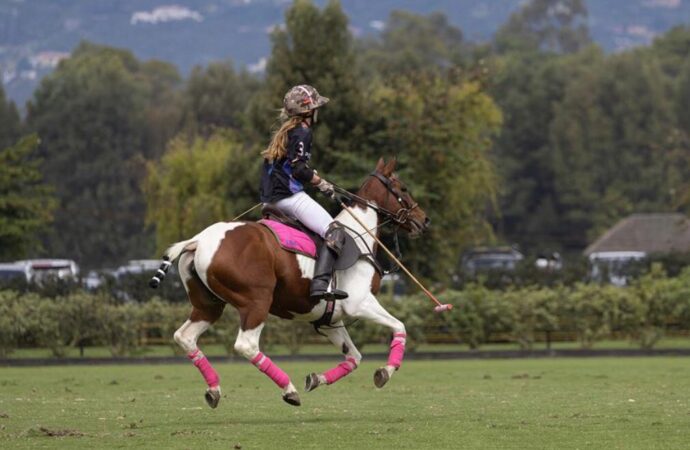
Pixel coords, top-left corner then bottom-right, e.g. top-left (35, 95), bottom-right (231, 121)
top-left (259, 205), bottom-right (361, 271)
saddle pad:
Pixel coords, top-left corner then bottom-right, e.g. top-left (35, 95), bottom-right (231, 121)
top-left (258, 219), bottom-right (317, 258)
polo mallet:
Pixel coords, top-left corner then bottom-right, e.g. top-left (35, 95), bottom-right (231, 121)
top-left (338, 200), bottom-right (453, 313)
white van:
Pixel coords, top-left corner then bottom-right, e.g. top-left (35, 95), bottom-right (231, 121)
top-left (14, 259), bottom-right (80, 283)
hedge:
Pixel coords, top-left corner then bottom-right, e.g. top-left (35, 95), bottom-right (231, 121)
top-left (1, 264), bottom-right (690, 357)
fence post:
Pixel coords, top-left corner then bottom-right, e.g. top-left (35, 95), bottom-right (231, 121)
top-left (546, 330), bottom-right (551, 350)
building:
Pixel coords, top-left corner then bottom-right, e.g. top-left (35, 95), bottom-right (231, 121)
top-left (584, 213), bottom-right (690, 284)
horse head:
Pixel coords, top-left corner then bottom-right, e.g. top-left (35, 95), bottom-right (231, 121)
top-left (355, 158), bottom-right (430, 237)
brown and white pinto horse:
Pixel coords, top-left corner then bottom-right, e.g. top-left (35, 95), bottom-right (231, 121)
top-left (161, 158), bottom-right (429, 408)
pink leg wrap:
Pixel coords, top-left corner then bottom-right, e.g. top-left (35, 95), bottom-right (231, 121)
top-left (323, 357), bottom-right (358, 385)
top-left (188, 349), bottom-right (220, 388)
top-left (387, 332), bottom-right (406, 369)
top-left (250, 352), bottom-right (290, 388)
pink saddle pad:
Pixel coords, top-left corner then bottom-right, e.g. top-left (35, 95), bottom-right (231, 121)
top-left (259, 219), bottom-right (317, 258)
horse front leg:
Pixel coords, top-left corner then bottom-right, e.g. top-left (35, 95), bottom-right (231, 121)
top-left (305, 322), bottom-right (362, 392)
top-left (233, 320), bottom-right (301, 406)
top-left (350, 293), bottom-right (406, 388)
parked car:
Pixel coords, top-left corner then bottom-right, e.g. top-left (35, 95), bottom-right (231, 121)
top-left (460, 246), bottom-right (525, 276)
top-left (104, 259), bottom-right (183, 302)
top-left (535, 252), bottom-right (563, 271)
top-left (379, 273), bottom-right (406, 300)
top-left (82, 268), bottom-right (118, 290)
top-left (115, 259), bottom-right (163, 277)
top-left (0, 262), bottom-right (33, 283)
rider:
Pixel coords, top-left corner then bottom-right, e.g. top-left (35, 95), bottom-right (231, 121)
top-left (259, 84), bottom-right (348, 301)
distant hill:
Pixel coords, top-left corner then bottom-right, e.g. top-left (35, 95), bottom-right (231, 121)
top-left (2, 0), bottom-right (689, 107)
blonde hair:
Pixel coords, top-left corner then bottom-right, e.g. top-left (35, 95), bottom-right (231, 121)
top-left (262, 111), bottom-right (304, 162)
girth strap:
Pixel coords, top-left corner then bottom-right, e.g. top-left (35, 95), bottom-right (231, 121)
top-left (311, 298), bottom-right (336, 332)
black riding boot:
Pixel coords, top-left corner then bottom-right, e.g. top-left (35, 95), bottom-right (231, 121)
top-left (310, 226), bottom-right (348, 301)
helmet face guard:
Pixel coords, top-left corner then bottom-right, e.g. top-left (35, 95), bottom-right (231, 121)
top-left (283, 85), bottom-right (329, 117)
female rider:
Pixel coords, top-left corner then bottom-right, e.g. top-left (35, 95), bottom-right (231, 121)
top-left (259, 84), bottom-right (347, 301)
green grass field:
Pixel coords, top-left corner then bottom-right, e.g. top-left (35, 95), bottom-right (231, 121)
top-left (1, 358), bottom-right (689, 449)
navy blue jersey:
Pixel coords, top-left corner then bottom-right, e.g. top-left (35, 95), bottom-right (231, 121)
top-left (260, 126), bottom-right (316, 203)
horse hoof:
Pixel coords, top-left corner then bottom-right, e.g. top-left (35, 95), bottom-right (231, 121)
top-left (305, 373), bottom-right (321, 392)
top-left (282, 391), bottom-right (301, 407)
top-left (374, 368), bottom-right (390, 388)
top-left (204, 388), bottom-right (221, 409)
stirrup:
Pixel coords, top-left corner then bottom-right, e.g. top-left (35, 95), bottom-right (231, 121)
top-left (310, 288), bottom-right (348, 301)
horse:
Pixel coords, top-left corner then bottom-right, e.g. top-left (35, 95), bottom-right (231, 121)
top-left (152, 157), bottom-right (430, 408)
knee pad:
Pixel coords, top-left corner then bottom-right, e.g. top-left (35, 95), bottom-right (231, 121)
top-left (325, 223), bottom-right (346, 253)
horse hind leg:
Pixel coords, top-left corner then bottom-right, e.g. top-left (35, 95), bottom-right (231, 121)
top-left (305, 322), bottom-right (362, 392)
top-left (174, 253), bottom-right (226, 408)
top-left (233, 311), bottom-right (300, 407)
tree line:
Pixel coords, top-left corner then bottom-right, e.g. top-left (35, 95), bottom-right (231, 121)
top-left (1, 0), bottom-right (689, 284)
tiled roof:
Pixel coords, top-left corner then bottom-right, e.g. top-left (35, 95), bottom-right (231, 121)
top-left (584, 213), bottom-right (690, 255)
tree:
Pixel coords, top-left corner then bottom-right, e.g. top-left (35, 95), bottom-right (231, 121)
top-left (359, 11), bottom-right (466, 77)
top-left (651, 25), bottom-right (690, 79)
top-left (145, 130), bottom-right (260, 253)
top-left (0, 85), bottom-right (22, 150)
top-left (27, 42), bottom-right (183, 268)
top-left (368, 72), bottom-right (502, 279)
top-left (650, 26), bottom-right (690, 212)
top-left (139, 59), bottom-right (185, 161)
top-left (495, 0), bottom-right (591, 54)
top-left (246, 0), bottom-right (367, 181)
top-left (182, 61), bottom-right (260, 136)
top-left (549, 49), bottom-right (678, 246)
top-left (489, 47), bottom-right (599, 251)
top-left (0, 135), bottom-right (56, 259)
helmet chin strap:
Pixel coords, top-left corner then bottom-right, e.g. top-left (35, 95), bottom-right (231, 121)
top-left (302, 110), bottom-right (317, 126)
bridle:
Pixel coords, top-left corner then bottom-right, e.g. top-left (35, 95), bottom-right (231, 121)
top-left (333, 172), bottom-right (419, 228)
top-left (332, 171), bottom-right (421, 278)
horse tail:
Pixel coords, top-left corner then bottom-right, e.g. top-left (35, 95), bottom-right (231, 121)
top-left (149, 238), bottom-right (198, 289)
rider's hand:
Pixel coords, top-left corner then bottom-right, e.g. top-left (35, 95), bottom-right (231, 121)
top-left (315, 178), bottom-right (335, 198)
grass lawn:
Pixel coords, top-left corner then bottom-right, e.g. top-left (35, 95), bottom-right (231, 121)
top-left (1, 358), bottom-right (690, 449)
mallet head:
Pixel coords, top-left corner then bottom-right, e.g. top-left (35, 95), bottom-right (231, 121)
top-left (434, 304), bottom-right (453, 313)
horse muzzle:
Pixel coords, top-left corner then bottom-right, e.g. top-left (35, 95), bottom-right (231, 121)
top-left (408, 217), bottom-right (430, 238)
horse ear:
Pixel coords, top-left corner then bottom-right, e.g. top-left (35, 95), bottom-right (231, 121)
top-left (376, 157), bottom-right (385, 172)
top-left (382, 157), bottom-right (397, 176)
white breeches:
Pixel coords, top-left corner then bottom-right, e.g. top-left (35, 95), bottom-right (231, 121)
top-left (272, 191), bottom-right (334, 238)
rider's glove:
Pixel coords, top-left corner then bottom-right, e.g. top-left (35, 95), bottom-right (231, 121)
top-left (315, 178), bottom-right (335, 198)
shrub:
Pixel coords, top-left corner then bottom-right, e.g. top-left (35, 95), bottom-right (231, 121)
top-left (138, 297), bottom-right (191, 354)
top-left (630, 264), bottom-right (674, 349)
top-left (99, 302), bottom-right (141, 356)
top-left (505, 287), bottom-right (561, 350)
top-left (0, 291), bottom-right (28, 357)
top-left (562, 283), bottom-right (613, 349)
